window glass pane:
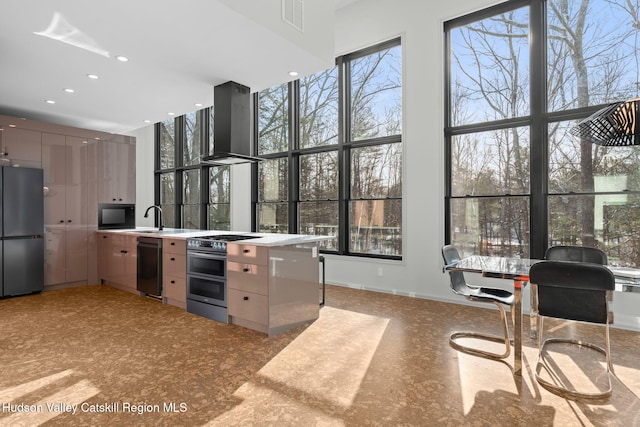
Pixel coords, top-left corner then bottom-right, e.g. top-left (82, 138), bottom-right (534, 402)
top-left (259, 158), bottom-right (288, 201)
top-left (349, 199), bottom-right (402, 255)
top-left (160, 205), bottom-right (175, 228)
top-left (300, 151), bottom-right (338, 200)
top-left (547, 0), bottom-right (640, 111)
top-left (449, 6), bottom-right (529, 126)
top-left (183, 169), bottom-right (200, 229)
top-left (159, 119), bottom-right (175, 169)
top-left (549, 194), bottom-right (640, 267)
top-left (299, 201), bottom-right (338, 250)
top-left (549, 120), bottom-right (640, 193)
top-left (351, 143), bottom-right (402, 199)
top-left (300, 68), bottom-right (339, 149)
top-left (183, 169), bottom-right (200, 204)
top-left (184, 111), bottom-right (203, 166)
top-left (208, 204), bottom-right (230, 230)
top-left (351, 45), bottom-right (402, 141)
top-left (258, 84), bottom-right (289, 155)
top-left (451, 127), bottom-right (529, 197)
top-left (258, 202), bottom-right (288, 233)
top-left (450, 197), bottom-right (530, 258)
top-left (183, 205), bottom-right (200, 229)
top-left (160, 172), bottom-right (174, 204)
top-left (209, 166), bottom-right (230, 203)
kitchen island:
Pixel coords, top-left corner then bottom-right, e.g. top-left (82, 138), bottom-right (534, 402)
top-left (97, 228), bottom-right (329, 336)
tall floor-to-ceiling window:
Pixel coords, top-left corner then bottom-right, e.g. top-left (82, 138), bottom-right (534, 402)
top-left (445, 0), bottom-right (640, 266)
top-left (255, 38), bottom-right (403, 258)
top-left (155, 107), bottom-right (230, 230)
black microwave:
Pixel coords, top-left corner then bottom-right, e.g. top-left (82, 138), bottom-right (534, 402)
top-left (98, 203), bottom-right (136, 230)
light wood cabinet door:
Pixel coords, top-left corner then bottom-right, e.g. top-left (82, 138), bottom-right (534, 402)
top-left (97, 139), bottom-right (136, 204)
top-left (2, 127), bottom-right (42, 168)
top-left (42, 133), bottom-right (88, 286)
top-left (100, 233), bottom-right (137, 291)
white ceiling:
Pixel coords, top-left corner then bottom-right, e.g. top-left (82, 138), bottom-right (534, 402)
top-left (0, 0), bottom-right (354, 134)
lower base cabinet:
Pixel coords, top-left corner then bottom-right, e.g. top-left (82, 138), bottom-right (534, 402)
top-left (97, 232), bottom-right (137, 293)
top-left (163, 238), bottom-right (186, 308)
top-left (227, 242), bottom-right (320, 336)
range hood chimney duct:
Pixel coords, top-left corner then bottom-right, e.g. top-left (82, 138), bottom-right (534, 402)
top-left (201, 81), bottom-right (263, 165)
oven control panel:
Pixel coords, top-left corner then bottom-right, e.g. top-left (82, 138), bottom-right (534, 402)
top-left (187, 239), bottom-right (227, 252)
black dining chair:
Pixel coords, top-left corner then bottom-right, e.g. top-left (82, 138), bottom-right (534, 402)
top-left (545, 245), bottom-right (607, 265)
top-left (529, 260), bottom-right (615, 400)
top-left (442, 245), bottom-right (514, 360)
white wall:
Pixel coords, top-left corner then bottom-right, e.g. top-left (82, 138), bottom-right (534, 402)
top-left (127, 125), bottom-right (155, 227)
top-left (130, 0), bottom-right (640, 331)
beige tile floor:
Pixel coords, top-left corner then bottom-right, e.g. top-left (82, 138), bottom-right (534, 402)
top-left (0, 284), bottom-right (638, 426)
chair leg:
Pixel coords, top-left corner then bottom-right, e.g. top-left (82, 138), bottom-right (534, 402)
top-left (534, 318), bottom-right (612, 400)
top-left (449, 302), bottom-right (511, 360)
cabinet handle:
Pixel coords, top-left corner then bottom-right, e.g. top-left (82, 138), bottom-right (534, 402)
top-left (243, 249), bottom-right (250, 253)
top-left (121, 250), bottom-right (127, 254)
top-left (112, 198), bottom-right (117, 201)
top-left (118, 198), bottom-right (123, 201)
top-left (103, 235), bottom-right (107, 239)
top-left (171, 280), bottom-right (175, 284)
top-left (171, 257), bottom-right (175, 261)
top-left (68, 220), bottom-right (72, 223)
top-left (242, 268), bottom-right (250, 273)
top-left (243, 296), bottom-right (249, 301)
top-left (59, 220), bottom-right (64, 223)
top-left (171, 242), bottom-right (175, 246)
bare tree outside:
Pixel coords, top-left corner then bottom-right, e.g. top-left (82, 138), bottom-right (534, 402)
top-left (448, 0), bottom-right (640, 265)
top-left (256, 41), bottom-right (403, 256)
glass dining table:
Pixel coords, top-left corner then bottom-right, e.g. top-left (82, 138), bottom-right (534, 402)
top-left (445, 255), bottom-right (640, 377)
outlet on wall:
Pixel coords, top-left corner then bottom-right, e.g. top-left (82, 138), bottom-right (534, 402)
top-left (377, 267), bottom-right (383, 277)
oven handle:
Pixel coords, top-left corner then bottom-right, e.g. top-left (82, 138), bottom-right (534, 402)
top-left (187, 250), bottom-right (227, 262)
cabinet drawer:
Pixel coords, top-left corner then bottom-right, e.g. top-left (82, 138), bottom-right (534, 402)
top-left (164, 238), bottom-right (186, 254)
top-left (163, 253), bottom-right (186, 276)
top-left (227, 263), bottom-right (268, 296)
top-left (163, 275), bottom-right (186, 303)
top-left (228, 288), bottom-right (268, 325)
top-left (227, 244), bottom-right (268, 266)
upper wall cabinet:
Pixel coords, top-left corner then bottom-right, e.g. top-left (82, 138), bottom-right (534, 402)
top-left (97, 138), bottom-right (136, 204)
top-left (1, 127), bottom-right (42, 168)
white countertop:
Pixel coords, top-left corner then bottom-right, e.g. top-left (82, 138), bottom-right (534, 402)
top-left (98, 227), bottom-right (331, 247)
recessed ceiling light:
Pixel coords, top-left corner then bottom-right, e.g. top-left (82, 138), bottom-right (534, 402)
top-left (289, 71), bottom-right (298, 76)
top-left (45, 99), bottom-right (56, 104)
top-left (168, 112), bottom-right (175, 116)
top-left (87, 74), bottom-right (99, 79)
top-left (195, 103), bottom-right (203, 107)
top-left (143, 120), bottom-right (151, 123)
top-left (115, 55), bottom-right (129, 62)
top-left (63, 88), bottom-right (75, 93)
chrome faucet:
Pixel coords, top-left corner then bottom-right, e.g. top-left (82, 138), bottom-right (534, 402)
top-left (143, 205), bottom-right (164, 231)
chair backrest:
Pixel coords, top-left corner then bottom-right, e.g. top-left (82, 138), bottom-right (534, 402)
top-left (529, 260), bottom-right (615, 324)
top-left (545, 245), bottom-right (607, 265)
top-left (442, 245), bottom-right (471, 295)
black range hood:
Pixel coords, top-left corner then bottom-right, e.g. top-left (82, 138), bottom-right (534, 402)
top-left (202, 81), bottom-right (263, 165)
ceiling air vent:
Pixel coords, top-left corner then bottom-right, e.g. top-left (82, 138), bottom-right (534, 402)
top-left (282, 0), bottom-right (304, 32)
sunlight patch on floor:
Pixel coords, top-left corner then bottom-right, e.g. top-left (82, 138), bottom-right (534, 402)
top-left (455, 338), bottom-right (540, 415)
top-left (0, 369), bottom-right (75, 402)
top-left (207, 306), bottom-right (390, 425)
top-left (0, 378), bottom-right (99, 426)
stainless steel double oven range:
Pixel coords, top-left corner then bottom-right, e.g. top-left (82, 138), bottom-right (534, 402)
top-left (186, 234), bottom-right (257, 323)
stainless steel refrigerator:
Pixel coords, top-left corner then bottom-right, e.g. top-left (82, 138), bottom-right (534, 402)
top-left (1, 167), bottom-right (44, 297)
